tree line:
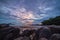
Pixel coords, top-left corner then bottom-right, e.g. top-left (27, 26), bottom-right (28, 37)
top-left (42, 16), bottom-right (60, 25)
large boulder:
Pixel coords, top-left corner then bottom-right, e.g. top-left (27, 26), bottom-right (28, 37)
top-left (0, 24), bottom-right (20, 40)
top-left (50, 34), bottom-right (60, 40)
top-left (33, 27), bottom-right (51, 40)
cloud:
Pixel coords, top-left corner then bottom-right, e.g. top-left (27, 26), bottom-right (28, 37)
top-left (38, 6), bottom-right (53, 13)
top-left (0, 6), bottom-right (9, 14)
top-left (7, 7), bottom-right (48, 25)
top-left (9, 7), bottom-right (34, 25)
top-left (0, 0), bottom-right (60, 25)
top-left (0, 5), bottom-right (49, 25)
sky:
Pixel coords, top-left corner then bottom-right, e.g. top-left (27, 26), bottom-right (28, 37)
top-left (0, 0), bottom-right (60, 26)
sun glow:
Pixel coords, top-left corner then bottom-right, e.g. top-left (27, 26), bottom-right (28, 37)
top-left (10, 8), bottom-right (35, 25)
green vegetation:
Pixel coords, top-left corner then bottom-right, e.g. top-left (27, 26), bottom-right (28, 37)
top-left (42, 16), bottom-right (60, 25)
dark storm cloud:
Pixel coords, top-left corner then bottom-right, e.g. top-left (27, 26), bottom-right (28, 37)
top-left (0, 0), bottom-right (7, 3)
top-left (0, 0), bottom-right (60, 25)
top-left (23, 0), bottom-right (55, 11)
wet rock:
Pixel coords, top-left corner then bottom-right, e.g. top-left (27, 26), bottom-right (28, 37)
top-left (0, 25), bottom-right (20, 40)
top-left (50, 34), bottom-right (60, 40)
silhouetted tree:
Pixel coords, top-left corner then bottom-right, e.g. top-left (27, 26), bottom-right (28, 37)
top-left (42, 16), bottom-right (60, 25)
